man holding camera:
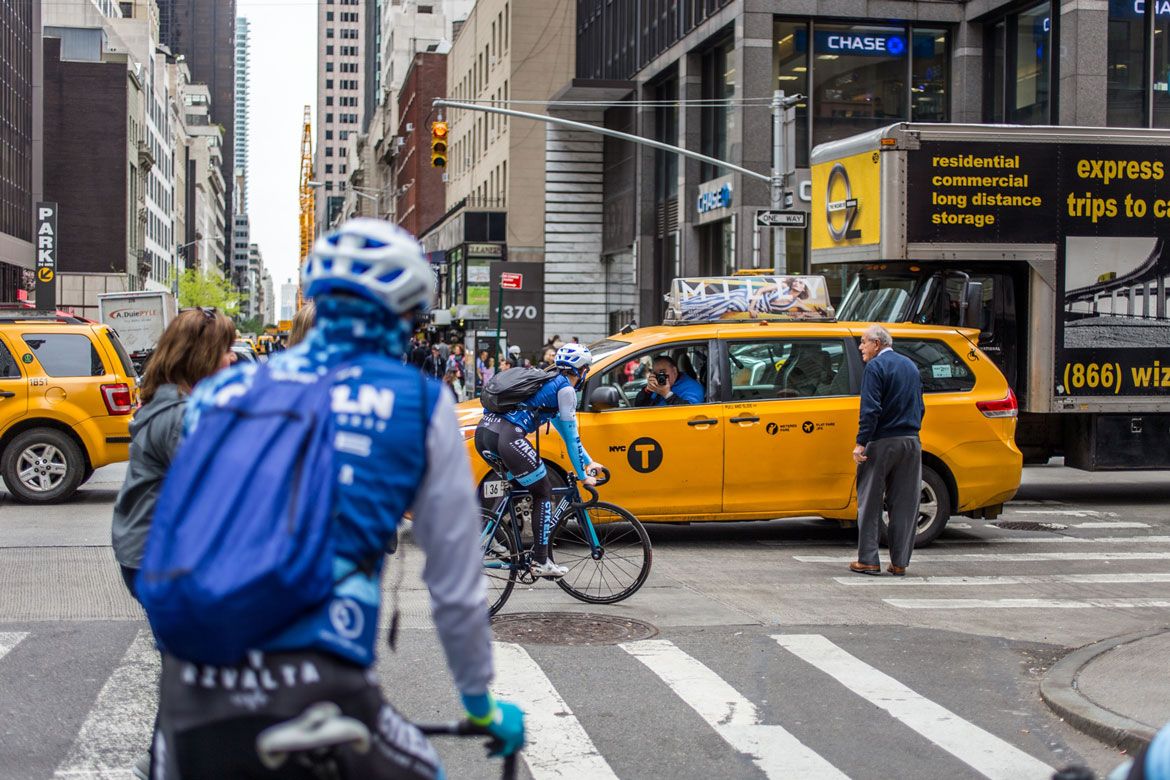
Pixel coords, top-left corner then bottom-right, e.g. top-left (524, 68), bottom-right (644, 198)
top-left (634, 355), bottom-right (705, 407)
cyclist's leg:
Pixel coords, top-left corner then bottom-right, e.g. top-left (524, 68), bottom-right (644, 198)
top-left (494, 425), bottom-right (554, 564)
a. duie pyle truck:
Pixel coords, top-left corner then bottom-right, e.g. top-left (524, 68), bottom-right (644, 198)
top-left (811, 123), bottom-right (1170, 470)
top-left (98, 290), bottom-right (177, 371)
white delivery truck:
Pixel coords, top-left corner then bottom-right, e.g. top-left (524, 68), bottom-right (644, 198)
top-left (810, 123), bottom-right (1170, 470)
top-left (98, 291), bottom-right (177, 373)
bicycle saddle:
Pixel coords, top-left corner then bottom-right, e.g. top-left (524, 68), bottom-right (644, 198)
top-left (256, 701), bottom-right (371, 769)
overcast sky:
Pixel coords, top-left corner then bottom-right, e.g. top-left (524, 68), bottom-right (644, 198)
top-left (237, 0), bottom-right (316, 309)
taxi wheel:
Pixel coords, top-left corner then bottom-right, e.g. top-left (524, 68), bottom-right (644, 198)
top-left (1, 428), bottom-right (85, 505)
top-left (880, 465), bottom-right (951, 548)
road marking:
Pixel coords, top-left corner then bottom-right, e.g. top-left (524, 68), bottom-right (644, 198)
top-left (53, 629), bottom-right (158, 779)
top-left (767, 535), bottom-right (1170, 550)
top-left (0, 632), bottom-right (28, 661)
top-left (885, 598), bottom-right (1170, 610)
top-left (1005, 509), bottom-right (1119, 518)
top-left (833, 572), bottom-right (1170, 586)
top-left (773, 634), bottom-right (1054, 780)
top-left (797, 552), bottom-right (1170, 563)
top-left (621, 639), bottom-right (848, 779)
top-left (1072, 522), bottom-right (1150, 529)
top-left (491, 641), bottom-right (619, 780)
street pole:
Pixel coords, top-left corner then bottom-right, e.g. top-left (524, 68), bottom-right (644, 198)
top-left (771, 92), bottom-right (784, 275)
top-left (494, 283), bottom-right (505, 372)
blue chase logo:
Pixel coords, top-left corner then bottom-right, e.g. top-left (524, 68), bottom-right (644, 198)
top-left (697, 183), bottom-right (733, 214)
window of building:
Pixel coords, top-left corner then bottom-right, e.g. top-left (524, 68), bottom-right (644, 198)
top-left (326, 27), bottom-right (335, 38)
top-left (326, 96), bottom-right (334, 106)
top-left (326, 79), bottom-right (334, 89)
top-left (984, 2), bottom-right (1054, 123)
top-left (326, 62), bottom-right (335, 72)
top-left (700, 38), bottom-right (735, 180)
top-left (326, 147), bottom-right (334, 157)
top-left (1106, 0), bottom-right (1170, 126)
top-left (326, 11), bottom-right (334, 20)
top-left (326, 112), bottom-right (334, 123)
top-left (774, 20), bottom-right (810, 167)
top-left (326, 130), bottom-right (333, 139)
top-left (326, 164), bottom-right (334, 174)
top-left (912, 28), bottom-right (949, 122)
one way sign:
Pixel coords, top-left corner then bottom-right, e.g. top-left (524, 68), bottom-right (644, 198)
top-left (755, 210), bottom-right (807, 228)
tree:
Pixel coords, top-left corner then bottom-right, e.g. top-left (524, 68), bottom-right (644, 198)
top-left (235, 316), bottom-right (265, 335)
top-left (178, 269), bottom-right (240, 317)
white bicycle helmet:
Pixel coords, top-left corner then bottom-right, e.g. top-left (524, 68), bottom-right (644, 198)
top-left (554, 343), bottom-right (592, 373)
top-left (302, 218), bottom-right (435, 315)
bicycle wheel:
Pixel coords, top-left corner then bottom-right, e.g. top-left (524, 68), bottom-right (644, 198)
top-left (552, 501), bottom-right (652, 604)
top-left (480, 510), bottom-right (519, 616)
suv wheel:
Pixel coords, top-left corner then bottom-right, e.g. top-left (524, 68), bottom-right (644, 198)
top-left (880, 465), bottom-right (951, 548)
top-left (1, 429), bottom-right (86, 504)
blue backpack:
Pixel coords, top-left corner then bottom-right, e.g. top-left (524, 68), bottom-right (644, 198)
top-left (137, 363), bottom-right (346, 666)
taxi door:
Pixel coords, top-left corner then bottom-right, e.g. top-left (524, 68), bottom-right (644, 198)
top-left (0, 333), bottom-right (28, 431)
top-left (572, 341), bottom-right (723, 517)
top-left (721, 337), bottom-right (858, 513)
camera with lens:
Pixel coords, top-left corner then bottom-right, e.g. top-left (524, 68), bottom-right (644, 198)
top-left (655, 370), bottom-right (669, 385)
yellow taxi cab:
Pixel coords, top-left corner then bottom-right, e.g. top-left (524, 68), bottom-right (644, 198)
top-left (0, 309), bottom-right (138, 503)
top-left (457, 275), bottom-right (1022, 547)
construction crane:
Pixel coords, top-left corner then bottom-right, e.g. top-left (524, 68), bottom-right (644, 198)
top-left (297, 104), bottom-right (314, 310)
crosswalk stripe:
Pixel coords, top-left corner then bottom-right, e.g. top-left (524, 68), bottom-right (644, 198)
top-left (773, 634), bottom-right (1054, 780)
top-left (621, 639), bottom-right (848, 779)
top-left (767, 535), bottom-right (1170, 550)
top-left (833, 572), bottom-right (1170, 586)
top-left (886, 598), bottom-right (1170, 609)
top-left (490, 641), bottom-right (619, 780)
top-left (53, 629), bottom-right (158, 779)
top-left (1071, 522), bottom-right (1150, 529)
top-left (0, 632), bottom-right (28, 661)
top-left (796, 551), bottom-right (1170, 563)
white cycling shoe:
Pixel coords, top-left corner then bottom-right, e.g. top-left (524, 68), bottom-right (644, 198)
top-left (529, 560), bottom-right (568, 579)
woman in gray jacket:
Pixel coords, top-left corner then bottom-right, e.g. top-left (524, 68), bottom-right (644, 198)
top-left (111, 307), bottom-right (235, 599)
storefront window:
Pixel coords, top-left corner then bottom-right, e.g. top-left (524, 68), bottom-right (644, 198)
top-left (654, 76), bottom-right (679, 202)
top-left (811, 23), bottom-right (908, 147)
top-left (699, 218), bottom-right (736, 276)
top-left (774, 20), bottom-right (810, 167)
top-left (1014, 3), bottom-right (1052, 123)
top-left (1108, 0), bottom-right (1147, 126)
top-left (1154, 7), bottom-right (1170, 126)
top-left (912, 28), bottom-right (949, 121)
top-left (701, 38), bottom-right (735, 179)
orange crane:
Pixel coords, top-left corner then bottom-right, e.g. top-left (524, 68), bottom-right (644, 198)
top-left (297, 105), bottom-right (314, 309)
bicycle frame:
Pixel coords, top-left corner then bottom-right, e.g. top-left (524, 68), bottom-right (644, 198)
top-left (480, 476), bottom-right (603, 571)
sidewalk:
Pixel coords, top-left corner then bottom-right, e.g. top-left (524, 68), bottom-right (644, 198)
top-left (1042, 627), bottom-right (1170, 756)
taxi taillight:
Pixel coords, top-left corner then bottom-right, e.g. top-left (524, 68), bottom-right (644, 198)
top-left (976, 389), bottom-right (1018, 418)
top-left (101, 383), bottom-right (134, 415)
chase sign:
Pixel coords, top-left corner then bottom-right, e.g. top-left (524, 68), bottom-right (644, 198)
top-left (697, 183), bottom-right (733, 214)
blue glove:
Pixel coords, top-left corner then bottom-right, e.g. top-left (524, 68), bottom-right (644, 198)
top-left (461, 692), bottom-right (526, 757)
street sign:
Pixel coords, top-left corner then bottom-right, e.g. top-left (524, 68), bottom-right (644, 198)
top-left (756, 209), bottom-right (807, 228)
top-left (499, 272), bottom-right (523, 290)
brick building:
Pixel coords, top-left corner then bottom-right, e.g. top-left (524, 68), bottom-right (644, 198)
top-left (394, 53), bottom-right (447, 239)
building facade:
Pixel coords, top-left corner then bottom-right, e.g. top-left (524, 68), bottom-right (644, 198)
top-left (561, 0), bottom-right (1170, 334)
top-left (315, 0), bottom-right (367, 231)
top-left (234, 15), bottom-right (249, 213)
top-left (279, 279), bottom-right (298, 322)
top-left (394, 52), bottom-right (447, 238)
top-left (0, 0), bottom-right (42, 302)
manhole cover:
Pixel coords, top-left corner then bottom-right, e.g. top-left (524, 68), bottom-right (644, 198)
top-left (491, 612), bottom-right (658, 646)
top-left (992, 521), bottom-right (1068, 532)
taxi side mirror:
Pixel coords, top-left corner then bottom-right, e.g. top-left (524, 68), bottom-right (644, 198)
top-left (961, 280), bottom-right (985, 332)
top-left (589, 385), bottom-right (622, 412)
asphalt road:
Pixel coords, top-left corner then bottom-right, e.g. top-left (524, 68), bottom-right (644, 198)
top-left (1, 461), bottom-right (1168, 780)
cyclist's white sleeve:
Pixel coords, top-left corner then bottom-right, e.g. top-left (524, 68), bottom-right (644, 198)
top-left (551, 384), bottom-right (591, 478)
top-left (408, 391), bottom-right (494, 696)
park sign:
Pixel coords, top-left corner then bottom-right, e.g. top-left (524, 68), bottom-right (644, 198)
top-left (36, 202), bottom-right (58, 311)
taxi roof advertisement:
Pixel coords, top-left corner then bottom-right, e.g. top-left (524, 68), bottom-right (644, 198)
top-left (907, 140), bottom-right (1170, 399)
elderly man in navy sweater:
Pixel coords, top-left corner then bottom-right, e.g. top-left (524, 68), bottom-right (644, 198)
top-left (851, 324), bottom-right (925, 576)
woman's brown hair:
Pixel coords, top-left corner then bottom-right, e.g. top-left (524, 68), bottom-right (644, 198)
top-left (288, 300), bottom-right (316, 347)
top-left (139, 308), bottom-right (235, 404)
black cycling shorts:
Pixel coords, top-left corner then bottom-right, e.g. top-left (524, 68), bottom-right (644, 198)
top-left (474, 413), bottom-right (547, 487)
top-left (152, 650), bottom-right (442, 780)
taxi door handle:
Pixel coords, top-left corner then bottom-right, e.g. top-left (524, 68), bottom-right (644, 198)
top-left (729, 416), bottom-right (760, 424)
top-left (687, 418), bottom-right (719, 426)
top-left (0, 391), bottom-right (14, 399)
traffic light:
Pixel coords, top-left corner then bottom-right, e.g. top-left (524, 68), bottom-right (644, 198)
top-left (430, 121), bottom-right (448, 168)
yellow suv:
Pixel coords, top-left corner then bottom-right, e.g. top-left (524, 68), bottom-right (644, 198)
top-left (458, 276), bottom-right (1022, 547)
top-left (0, 309), bottom-right (138, 503)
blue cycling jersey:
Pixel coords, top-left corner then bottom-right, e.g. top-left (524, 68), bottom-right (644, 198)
top-left (496, 374), bottom-right (592, 478)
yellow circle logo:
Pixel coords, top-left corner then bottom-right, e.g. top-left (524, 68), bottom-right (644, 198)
top-left (37, 267), bottom-right (54, 283)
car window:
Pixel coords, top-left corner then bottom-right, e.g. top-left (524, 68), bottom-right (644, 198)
top-left (0, 339), bottom-right (20, 379)
top-left (728, 339), bottom-right (850, 401)
top-left (591, 343), bottom-right (712, 409)
top-left (892, 339), bottom-right (976, 393)
top-left (20, 333), bottom-right (107, 377)
top-left (101, 328), bottom-right (138, 378)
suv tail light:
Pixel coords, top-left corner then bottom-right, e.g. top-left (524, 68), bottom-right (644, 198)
top-left (977, 388), bottom-right (1018, 418)
top-left (100, 383), bottom-right (134, 415)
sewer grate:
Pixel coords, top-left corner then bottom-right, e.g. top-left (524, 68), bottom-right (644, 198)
top-left (491, 612), bottom-right (658, 646)
top-left (992, 521), bottom-right (1068, 532)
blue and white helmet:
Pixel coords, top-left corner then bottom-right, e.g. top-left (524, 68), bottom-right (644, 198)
top-left (302, 218), bottom-right (435, 315)
top-left (554, 343), bottom-right (592, 374)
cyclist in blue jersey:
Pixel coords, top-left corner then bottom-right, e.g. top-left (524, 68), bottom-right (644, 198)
top-left (150, 219), bottom-right (524, 779)
top-left (474, 343), bottom-right (606, 578)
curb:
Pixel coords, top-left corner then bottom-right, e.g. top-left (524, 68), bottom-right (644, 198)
top-left (1040, 627), bottom-right (1165, 756)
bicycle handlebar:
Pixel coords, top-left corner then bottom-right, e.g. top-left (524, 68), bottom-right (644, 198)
top-left (415, 721), bottom-right (517, 780)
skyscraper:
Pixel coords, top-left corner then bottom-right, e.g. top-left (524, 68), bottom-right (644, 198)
top-left (0, 0), bottom-right (41, 301)
top-left (157, 0), bottom-right (236, 233)
top-left (234, 15), bottom-right (249, 213)
top-left (315, 0), bottom-right (366, 233)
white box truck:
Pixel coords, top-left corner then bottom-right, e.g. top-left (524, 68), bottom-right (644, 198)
top-left (98, 291), bottom-right (177, 372)
top-left (810, 123), bottom-right (1170, 470)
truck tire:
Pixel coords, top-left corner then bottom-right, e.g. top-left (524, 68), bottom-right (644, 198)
top-left (1, 428), bottom-right (86, 504)
top-left (880, 464), bottom-right (951, 548)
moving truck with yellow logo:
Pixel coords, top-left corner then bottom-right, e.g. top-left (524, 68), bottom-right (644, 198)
top-left (811, 123), bottom-right (1170, 469)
